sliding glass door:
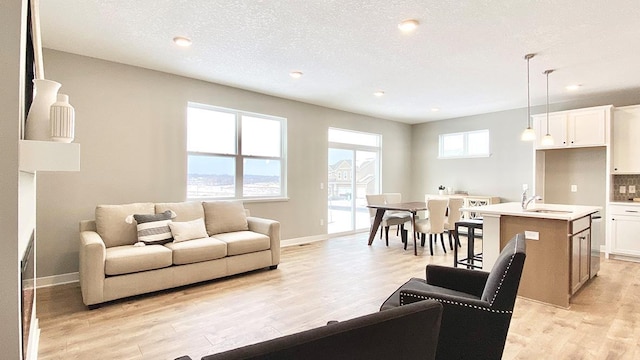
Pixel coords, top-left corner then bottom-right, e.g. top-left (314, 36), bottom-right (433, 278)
top-left (328, 129), bottom-right (380, 234)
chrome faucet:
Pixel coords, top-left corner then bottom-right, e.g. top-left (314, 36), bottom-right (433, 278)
top-left (521, 190), bottom-right (542, 210)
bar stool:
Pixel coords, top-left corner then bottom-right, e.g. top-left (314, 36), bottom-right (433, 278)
top-left (454, 219), bottom-right (483, 269)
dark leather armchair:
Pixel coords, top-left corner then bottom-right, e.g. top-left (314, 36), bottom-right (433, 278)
top-left (380, 233), bottom-right (526, 360)
top-left (195, 300), bottom-right (443, 360)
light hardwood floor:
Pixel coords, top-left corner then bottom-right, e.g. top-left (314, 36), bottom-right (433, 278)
top-left (37, 232), bottom-right (640, 359)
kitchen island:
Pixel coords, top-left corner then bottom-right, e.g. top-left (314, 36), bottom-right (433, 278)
top-left (464, 202), bottom-right (601, 308)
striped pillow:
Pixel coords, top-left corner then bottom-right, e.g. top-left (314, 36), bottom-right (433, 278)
top-left (133, 211), bottom-right (174, 245)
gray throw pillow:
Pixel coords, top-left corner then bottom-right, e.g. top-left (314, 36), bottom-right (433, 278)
top-left (133, 210), bottom-right (174, 245)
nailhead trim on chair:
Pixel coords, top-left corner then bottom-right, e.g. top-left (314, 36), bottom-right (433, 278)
top-left (488, 236), bottom-right (520, 307)
top-left (400, 293), bottom-right (513, 314)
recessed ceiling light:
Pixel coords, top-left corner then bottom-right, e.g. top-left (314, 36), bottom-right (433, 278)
top-left (373, 90), bottom-right (385, 97)
top-left (173, 36), bottom-right (192, 47)
top-left (566, 84), bottom-right (582, 91)
top-left (431, 107), bottom-right (440, 112)
top-left (398, 19), bottom-right (419, 33)
top-left (289, 71), bottom-right (303, 79)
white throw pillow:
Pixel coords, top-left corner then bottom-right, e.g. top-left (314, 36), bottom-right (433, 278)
top-left (169, 218), bottom-right (208, 243)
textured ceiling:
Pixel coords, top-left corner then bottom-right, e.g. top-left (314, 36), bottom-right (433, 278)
top-left (39, 0), bottom-right (640, 124)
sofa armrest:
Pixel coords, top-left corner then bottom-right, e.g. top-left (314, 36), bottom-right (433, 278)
top-left (425, 264), bottom-right (489, 298)
top-left (247, 216), bottom-right (281, 265)
top-left (79, 230), bottom-right (107, 306)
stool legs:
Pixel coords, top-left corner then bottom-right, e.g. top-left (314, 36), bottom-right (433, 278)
top-left (454, 221), bottom-right (483, 269)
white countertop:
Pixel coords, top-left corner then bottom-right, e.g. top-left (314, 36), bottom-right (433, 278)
top-left (609, 201), bottom-right (640, 206)
top-left (463, 202), bottom-right (601, 220)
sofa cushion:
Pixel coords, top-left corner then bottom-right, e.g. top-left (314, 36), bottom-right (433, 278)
top-left (213, 231), bottom-right (270, 256)
top-left (133, 210), bottom-right (174, 245)
top-left (105, 245), bottom-right (172, 276)
top-left (155, 201), bottom-right (204, 222)
top-left (169, 218), bottom-right (209, 243)
top-left (203, 200), bottom-right (249, 235)
top-left (96, 203), bottom-right (155, 248)
top-left (164, 237), bottom-right (228, 265)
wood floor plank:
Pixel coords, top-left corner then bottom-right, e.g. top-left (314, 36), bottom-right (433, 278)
top-left (36, 232), bottom-right (640, 359)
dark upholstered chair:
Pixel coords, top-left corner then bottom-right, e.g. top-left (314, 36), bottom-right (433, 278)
top-left (380, 233), bottom-right (526, 360)
top-left (196, 300), bottom-right (443, 360)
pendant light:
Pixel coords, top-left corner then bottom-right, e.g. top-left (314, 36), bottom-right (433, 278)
top-left (520, 54), bottom-right (536, 141)
top-left (541, 69), bottom-right (555, 146)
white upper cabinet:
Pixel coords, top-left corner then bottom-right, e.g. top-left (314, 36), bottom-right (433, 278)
top-left (534, 113), bottom-right (567, 148)
top-left (533, 105), bottom-right (611, 149)
top-left (612, 105), bottom-right (640, 173)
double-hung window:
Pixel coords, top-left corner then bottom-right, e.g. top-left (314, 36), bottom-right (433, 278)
top-left (186, 103), bottom-right (286, 199)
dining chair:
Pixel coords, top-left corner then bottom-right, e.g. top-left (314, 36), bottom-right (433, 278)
top-left (414, 199), bottom-right (448, 255)
top-left (365, 194), bottom-right (411, 246)
top-left (444, 197), bottom-right (465, 250)
top-left (383, 192), bottom-right (409, 237)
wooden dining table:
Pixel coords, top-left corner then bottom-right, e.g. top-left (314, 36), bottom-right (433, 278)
top-left (367, 202), bottom-right (427, 256)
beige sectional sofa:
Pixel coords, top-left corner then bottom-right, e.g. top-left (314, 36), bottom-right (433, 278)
top-left (79, 200), bottom-right (280, 307)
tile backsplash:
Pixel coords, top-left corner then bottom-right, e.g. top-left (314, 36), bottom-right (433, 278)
top-left (612, 174), bottom-right (640, 201)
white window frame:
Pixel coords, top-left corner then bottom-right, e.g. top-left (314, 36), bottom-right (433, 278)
top-left (186, 102), bottom-right (287, 200)
top-left (438, 129), bottom-right (490, 159)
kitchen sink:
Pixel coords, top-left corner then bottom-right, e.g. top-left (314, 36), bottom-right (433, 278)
top-left (525, 209), bottom-right (572, 214)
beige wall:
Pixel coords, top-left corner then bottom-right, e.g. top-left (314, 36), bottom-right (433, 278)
top-left (542, 147), bottom-right (607, 210)
top-left (410, 95), bottom-right (640, 204)
top-left (1, 0), bottom-right (27, 358)
top-left (410, 108), bottom-right (536, 202)
top-left (37, 49), bottom-right (640, 280)
top-left (37, 49), bottom-right (413, 278)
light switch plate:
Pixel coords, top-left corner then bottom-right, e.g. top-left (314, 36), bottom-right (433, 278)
top-left (630, 185), bottom-right (636, 193)
top-left (571, 185), bottom-right (578, 192)
top-left (620, 185), bottom-right (627, 194)
top-left (524, 231), bottom-right (539, 240)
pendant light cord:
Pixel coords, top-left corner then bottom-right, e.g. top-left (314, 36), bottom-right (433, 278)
top-left (546, 71), bottom-right (549, 132)
top-left (527, 57), bottom-right (531, 128)
top-left (544, 69), bottom-right (554, 135)
top-left (524, 54), bottom-right (535, 129)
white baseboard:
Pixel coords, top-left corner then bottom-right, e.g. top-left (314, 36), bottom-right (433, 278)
top-left (36, 272), bottom-right (79, 288)
top-left (281, 234), bottom-right (329, 247)
top-left (35, 236), bottom-right (330, 288)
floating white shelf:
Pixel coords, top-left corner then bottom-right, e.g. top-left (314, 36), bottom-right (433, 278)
top-left (19, 140), bottom-right (80, 173)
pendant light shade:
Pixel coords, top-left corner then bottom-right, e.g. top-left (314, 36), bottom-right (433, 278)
top-left (520, 53), bottom-right (536, 141)
top-left (541, 69), bottom-right (555, 146)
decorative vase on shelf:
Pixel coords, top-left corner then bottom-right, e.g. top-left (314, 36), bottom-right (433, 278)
top-left (25, 79), bottom-right (61, 141)
top-left (50, 94), bottom-right (75, 143)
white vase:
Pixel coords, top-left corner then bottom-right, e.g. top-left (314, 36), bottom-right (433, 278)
top-left (25, 79), bottom-right (61, 141)
top-left (50, 94), bottom-right (75, 143)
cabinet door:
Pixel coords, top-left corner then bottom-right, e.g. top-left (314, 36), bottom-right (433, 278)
top-left (612, 106), bottom-right (640, 173)
top-left (568, 108), bottom-right (606, 147)
top-left (611, 215), bottom-right (640, 257)
top-left (533, 113), bottom-right (567, 148)
top-left (579, 232), bottom-right (590, 284)
top-left (571, 229), bottom-right (591, 294)
top-left (571, 233), bottom-right (581, 294)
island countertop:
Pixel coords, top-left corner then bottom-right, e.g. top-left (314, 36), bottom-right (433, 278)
top-left (463, 202), bottom-right (601, 220)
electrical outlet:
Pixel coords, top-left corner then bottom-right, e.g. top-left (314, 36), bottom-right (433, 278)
top-left (571, 185), bottom-right (578, 192)
top-left (630, 185), bottom-right (636, 193)
top-left (524, 231), bottom-right (539, 240)
top-left (620, 185), bottom-right (627, 194)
